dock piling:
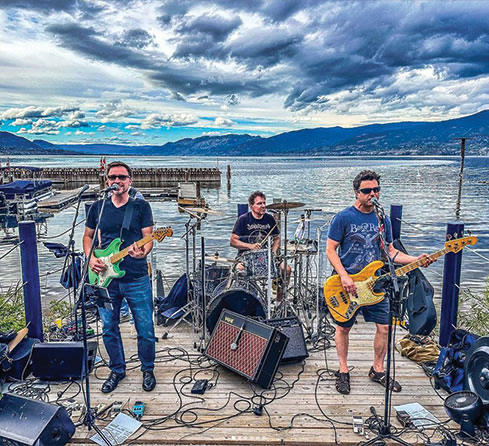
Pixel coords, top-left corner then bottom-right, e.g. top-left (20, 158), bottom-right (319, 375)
top-left (19, 221), bottom-right (43, 341)
top-left (439, 221), bottom-right (465, 346)
top-left (390, 204), bottom-right (403, 240)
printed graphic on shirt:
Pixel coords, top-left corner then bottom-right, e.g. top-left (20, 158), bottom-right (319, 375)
top-left (342, 222), bottom-right (380, 273)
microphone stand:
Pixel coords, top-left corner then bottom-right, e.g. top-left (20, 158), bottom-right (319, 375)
top-left (62, 186), bottom-right (87, 336)
top-left (363, 200), bottom-right (410, 446)
top-left (75, 189), bottom-right (112, 442)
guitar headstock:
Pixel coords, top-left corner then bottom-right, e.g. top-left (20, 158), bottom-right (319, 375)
top-left (445, 235), bottom-right (477, 253)
top-left (153, 227), bottom-right (173, 242)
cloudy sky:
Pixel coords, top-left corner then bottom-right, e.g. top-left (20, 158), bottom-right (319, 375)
top-left (0, 0), bottom-right (488, 145)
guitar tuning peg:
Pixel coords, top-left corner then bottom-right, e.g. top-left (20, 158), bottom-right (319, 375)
top-left (453, 232), bottom-right (458, 239)
top-left (467, 230), bottom-right (472, 235)
top-left (446, 234), bottom-right (452, 240)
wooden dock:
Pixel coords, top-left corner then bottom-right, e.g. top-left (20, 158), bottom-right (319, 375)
top-left (39, 167), bottom-right (222, 187)
top-left (52, 320), bottom-right (454, 445)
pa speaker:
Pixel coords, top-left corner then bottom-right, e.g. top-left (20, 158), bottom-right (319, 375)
top-left (266, 317), bottom-right (309, 363)
top-left (464, 336), bottom-right (489, 405)
top-left (0, 393), bottom-right (75, 445)
top-left (205, 310), bottom-right (288, 389)
top-left (31, 341), bottom-right (97, 381)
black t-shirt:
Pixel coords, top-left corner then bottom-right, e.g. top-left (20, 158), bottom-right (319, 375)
top-left (232, 211), bottom-right (279, 254)
top-left (86, 198), bottom-right (154, 281)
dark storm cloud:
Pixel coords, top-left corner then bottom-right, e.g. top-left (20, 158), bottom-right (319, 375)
top-left (0, 0), bottom-right (79, 13)
top-left (171, 13), bottom-right (241, 59)
top-left (41, 1), bottom-right (489, 112)
top-left (175, 14), bottom-right (242, 41)
top-left (118, 28), bottom-right (156, 49)
top-left (46, 23), bottom-right (154, 68)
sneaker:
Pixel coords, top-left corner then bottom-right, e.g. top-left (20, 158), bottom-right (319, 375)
top-left (335, 371), bottom-right (350, 395)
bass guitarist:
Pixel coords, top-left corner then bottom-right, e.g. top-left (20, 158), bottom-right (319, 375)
top-left (83, 161), bottom-right (157, 393)
top-left (326, 170), bottom-right (433, 395)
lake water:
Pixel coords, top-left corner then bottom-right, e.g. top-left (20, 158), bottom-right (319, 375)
top-left (1, 155), bottom-right (488, 302)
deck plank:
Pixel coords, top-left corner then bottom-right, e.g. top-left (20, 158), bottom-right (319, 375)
top-left (56, 318), bottom-right (453, 445)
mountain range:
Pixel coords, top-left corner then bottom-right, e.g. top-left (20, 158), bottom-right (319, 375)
top-left (1, 110), bottom-right (488, 156)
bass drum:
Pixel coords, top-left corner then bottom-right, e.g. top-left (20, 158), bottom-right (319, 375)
top-left (206, 278), bottom-right (266, 332)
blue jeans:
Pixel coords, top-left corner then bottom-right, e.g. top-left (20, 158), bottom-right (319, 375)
top-left (99, 276), bottom-right (155, 375)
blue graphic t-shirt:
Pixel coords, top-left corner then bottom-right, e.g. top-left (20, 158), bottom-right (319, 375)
top-left (328, 206), bottom-right (393, 274)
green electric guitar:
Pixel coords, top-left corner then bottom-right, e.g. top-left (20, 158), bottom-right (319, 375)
top-left (88, 227), bottom-right (173, 287)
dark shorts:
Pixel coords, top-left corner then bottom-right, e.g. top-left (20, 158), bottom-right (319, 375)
top-left (334, 296), bottom-right (390, 328)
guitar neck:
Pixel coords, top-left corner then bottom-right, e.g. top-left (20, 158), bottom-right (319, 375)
top-left (393, 247), bottom-right (448, 276)
top-left (111, 234), bottom-right (154, 264)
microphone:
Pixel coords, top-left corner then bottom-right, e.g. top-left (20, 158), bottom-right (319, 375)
top-left (78, 184), bottom-right (90, 196)
top-left (370, 197), bottom-right (382, 208)
top-left (103, 184), bottom-right (120, 193)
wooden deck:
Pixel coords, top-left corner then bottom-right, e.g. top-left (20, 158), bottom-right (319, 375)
top-left (54, 316), bottom-right (455, 446)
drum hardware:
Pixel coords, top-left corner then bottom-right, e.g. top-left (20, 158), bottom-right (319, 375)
top-left (162, 208), bottom-right (208, 340)
top-left (204, 255), bottom-right (235, 264)
top-left (185, 206), bottom-right (223, 215)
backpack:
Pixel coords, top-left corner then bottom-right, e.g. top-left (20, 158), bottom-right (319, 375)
top-left (393, 239), bottom-right (436, 336)
top-left (433, 328), bottom-right (479, 393)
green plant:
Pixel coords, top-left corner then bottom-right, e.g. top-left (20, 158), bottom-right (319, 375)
top-left (0, 283), bottom-right (25, 332)
top-left (42, 300), bottom-right (73, 333)
top-left (458, 279), bottom-right (489, 336)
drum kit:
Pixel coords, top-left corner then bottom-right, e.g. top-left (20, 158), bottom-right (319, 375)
top-left (167, 202), bottom-right (326, 344)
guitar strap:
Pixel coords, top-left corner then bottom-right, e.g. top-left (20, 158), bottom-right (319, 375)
top-left (120, 197), bottom-right (135, 243)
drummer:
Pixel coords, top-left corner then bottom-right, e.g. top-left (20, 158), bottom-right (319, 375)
top-left (231, 191), bottom-right (280, 255)
top-left (230, 191), bottom-right (290, 299)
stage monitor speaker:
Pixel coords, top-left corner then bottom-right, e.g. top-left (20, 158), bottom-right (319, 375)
top-left (0, 393), bottom-right (75, 445)
top-left (266, 317), bottom-right (309, 363)
top-left (31, 341), bottom-right (98, 381)
top-left (204, 310), bottom-right (289, 389)
top-left (6, 337), bottom-right (39, 381)
top-left (464, 336), bottom-right (489, 405)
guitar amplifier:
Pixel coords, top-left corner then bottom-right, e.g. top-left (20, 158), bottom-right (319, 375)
top-left (204, 310), bottom-right (289, 389)
top-left (31, 341), bottom-right (98, 381)
top-left (266, 317), bottom-right (309, 363)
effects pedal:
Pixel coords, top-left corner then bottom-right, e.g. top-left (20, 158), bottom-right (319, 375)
top-left (396, 410), bottom-right (413, 427)
top-left (191, 379), bottom-right (209, 394)
top-left (352, 416), bottom-right (364, 435)
top-left (132, 401), bottom-right (145, 419)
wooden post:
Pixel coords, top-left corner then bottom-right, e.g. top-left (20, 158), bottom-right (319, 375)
top-left (439, 222), bottom-right (464, 346)
top-left (227, 165), bottom-right (231, 189)
top-left (19, 221), bottom-right (43, 341)
top-left (389, 204), bottom-right (403, 241)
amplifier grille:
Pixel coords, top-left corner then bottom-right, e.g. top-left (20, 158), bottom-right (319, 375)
top-left (205, 321), bottom-right (267, 379)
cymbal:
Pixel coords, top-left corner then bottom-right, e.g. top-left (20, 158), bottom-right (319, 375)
top-left (184, 207), bottom-right (223, 215)
top-left (205, 255), bottom-right (235, 264)
top-left (292, 217), bottom-right (322, 223)
top-left (266, 201), bottom-right (305, 210)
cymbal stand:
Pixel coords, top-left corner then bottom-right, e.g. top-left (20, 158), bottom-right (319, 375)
top-left (162, 212), bottom-right (204, 339)
top-left (267, 237), bottom-right (273, 319)
top-left (313, 222), bottom-right (329, 342)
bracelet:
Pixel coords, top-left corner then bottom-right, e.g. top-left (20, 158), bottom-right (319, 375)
top-left (392, 252), bottom-right (399, 262)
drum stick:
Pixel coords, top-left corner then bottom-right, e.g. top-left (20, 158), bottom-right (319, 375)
top-left (258, 224), bottom-right (277, 249)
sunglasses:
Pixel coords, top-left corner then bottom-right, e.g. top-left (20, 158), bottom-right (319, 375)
top-left (358, 186), bottom-right (381, 194)
top-left (107, 174), bottom-right (130, 181)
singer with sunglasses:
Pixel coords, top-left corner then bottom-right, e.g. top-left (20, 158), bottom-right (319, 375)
top-left (326, 170), bottom-right (434, 395)
top-left (83, 161), bottom-right (157, 394)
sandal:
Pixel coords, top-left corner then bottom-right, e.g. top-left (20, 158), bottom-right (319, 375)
top-left (335, 371), bottom-right (351, 395)
top-left (368, 366), bottom-right (402, 392)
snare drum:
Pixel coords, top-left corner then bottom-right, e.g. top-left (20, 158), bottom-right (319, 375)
top-left (206, 278), bottom-right (266, 332)
top-left (241, 249), bottom-right (277, 279)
